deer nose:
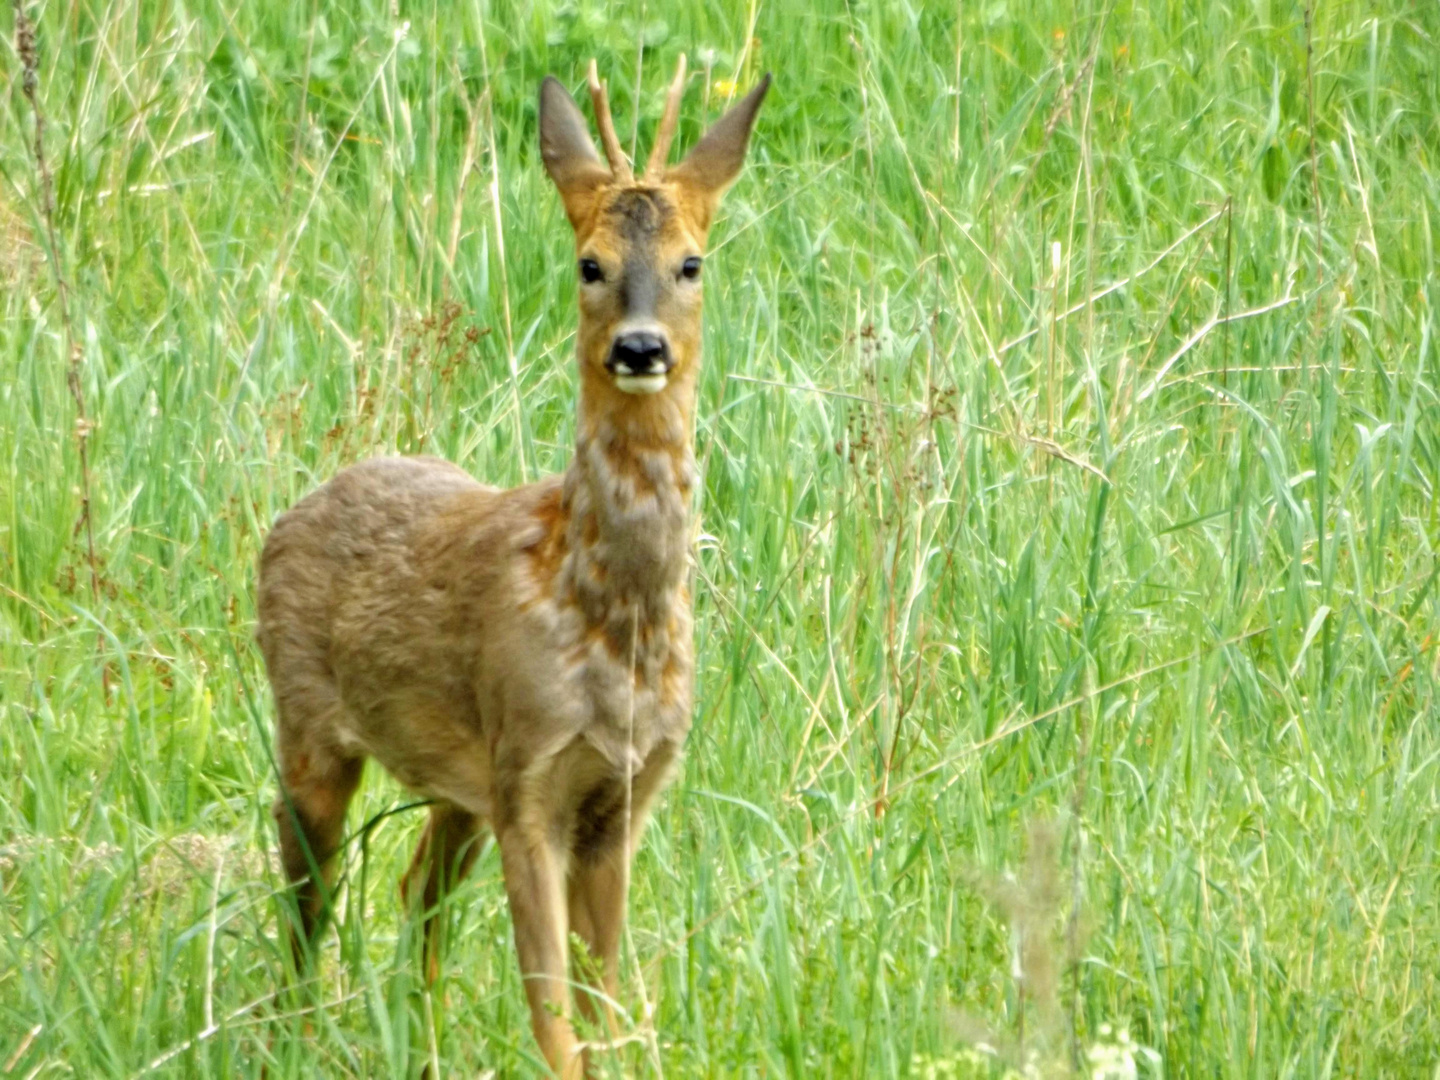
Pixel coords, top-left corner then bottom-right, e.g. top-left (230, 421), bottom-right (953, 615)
top-left (607, 331), bottom-right (672, 376)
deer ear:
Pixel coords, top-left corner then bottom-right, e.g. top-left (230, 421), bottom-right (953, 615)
top-left (539, 76), bottom-right (611, 229)
top-left (668, 74), bottom-right (771, 230)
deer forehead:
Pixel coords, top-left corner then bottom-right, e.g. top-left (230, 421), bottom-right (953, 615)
top-left (578, 186), bottom-right (704, 258)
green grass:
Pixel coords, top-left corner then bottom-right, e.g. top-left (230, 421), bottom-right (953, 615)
top-left (3, 0), bottom-right (1439, 1076)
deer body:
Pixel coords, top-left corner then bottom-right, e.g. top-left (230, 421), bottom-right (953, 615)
top-left (260, 445), bottom-right (691, 810)
top-left (257, 61), bottom-right (768, 1078)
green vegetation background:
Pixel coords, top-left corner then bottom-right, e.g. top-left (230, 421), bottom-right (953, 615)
top-left (3, 0), bottom-right (1438, 1075)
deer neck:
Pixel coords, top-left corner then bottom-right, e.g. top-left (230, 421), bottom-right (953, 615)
top-left (558, 376), bottom-right (697, 653)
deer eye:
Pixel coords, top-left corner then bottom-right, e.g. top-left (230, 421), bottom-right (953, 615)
top-left (680, 256), bottom-right (703, 281)
top-left (579, 258), bottom-right (604, 284)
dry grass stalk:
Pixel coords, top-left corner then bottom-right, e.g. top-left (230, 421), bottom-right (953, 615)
top-left (12, 0), bottom-right (104, 628)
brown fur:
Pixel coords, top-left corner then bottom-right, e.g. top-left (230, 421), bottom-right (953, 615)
top-left (257, 63), bottom-right (769, 1077)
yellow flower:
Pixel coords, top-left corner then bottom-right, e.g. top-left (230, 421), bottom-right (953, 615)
top-left (713, 79), bottom-right (738, 96)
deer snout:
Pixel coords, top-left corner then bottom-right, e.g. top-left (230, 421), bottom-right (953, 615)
top-left (607, 330), bottom-right (673, 377)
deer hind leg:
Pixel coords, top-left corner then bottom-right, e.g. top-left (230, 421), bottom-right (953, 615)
top-left (401, 802), bottom-right (484, 985)
top-left (272, 698), bottom-right (364, 969)
top-left (567, 846), bottom-right (627, 1060)
top-left (566, 779), bottom-right (629, 1043)
top-left (566, 742), bottom-right (680, 1067)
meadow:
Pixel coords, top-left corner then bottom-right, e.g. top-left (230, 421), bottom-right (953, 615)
top-left (3, 0), bottom-right (1439, 1075)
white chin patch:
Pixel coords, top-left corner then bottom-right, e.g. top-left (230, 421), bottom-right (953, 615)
top-left (613, 373), bottom-right (668, 395)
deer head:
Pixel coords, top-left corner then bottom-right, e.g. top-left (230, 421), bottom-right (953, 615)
top-left (539, 59), bottom-right (769, 408)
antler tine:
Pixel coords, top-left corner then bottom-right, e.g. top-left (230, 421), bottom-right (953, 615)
top-left (644, 53), bottom-right (688, 180)
top-left (587, 59), bottom-right (634, 183)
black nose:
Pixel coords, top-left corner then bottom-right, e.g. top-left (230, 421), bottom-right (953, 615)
top-left (607, 331), bottom-right (672, 375)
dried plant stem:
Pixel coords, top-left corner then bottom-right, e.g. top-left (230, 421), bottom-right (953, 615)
top-left (1065, 695), bottom-right (1094, 1068)
top-left (1222, 197), bottom-right (1234, 384)
top-left (14, 1), bottom-right (103, 621)
top-left (475, 19), bottom-right (526, 479)
top-left (1304, 3), bottom-right (1323, 285)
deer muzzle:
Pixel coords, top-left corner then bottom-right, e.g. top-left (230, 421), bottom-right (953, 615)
top-left (607, 328), bottom-right (673, 394)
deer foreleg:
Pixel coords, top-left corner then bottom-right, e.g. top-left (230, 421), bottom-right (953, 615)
top-left (498, 823), bottom-right (580, 1079)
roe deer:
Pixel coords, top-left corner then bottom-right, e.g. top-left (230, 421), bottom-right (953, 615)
top-left (256, 57), bottom-right (769, 1077)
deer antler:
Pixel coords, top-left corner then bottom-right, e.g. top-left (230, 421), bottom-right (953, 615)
top-left (644, 54), bottom-right (688, 180)
top-left (587, 59), bottom-right (634, 183)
